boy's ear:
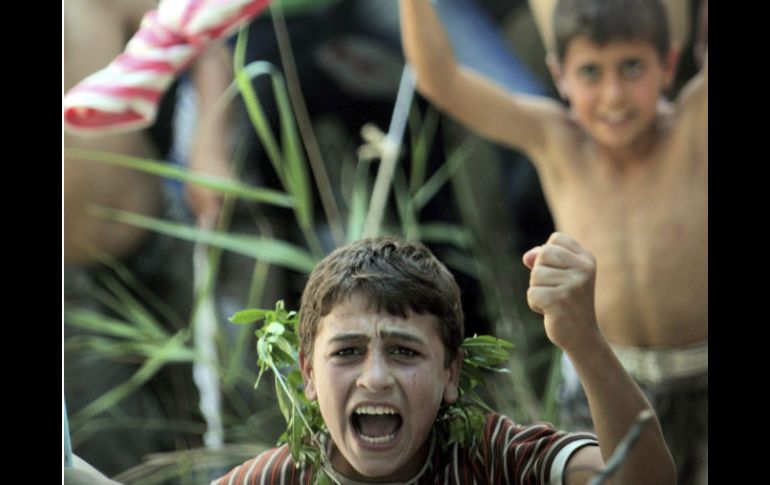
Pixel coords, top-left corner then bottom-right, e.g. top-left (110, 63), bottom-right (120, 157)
top-left (442, 349), bottom-right (464, 405)
top-left (545, 52), bottom-right (568, 100)
top-left (662, 46), bottom-right (681, 91)
top-left (299, 350), bottom-right (317, 401)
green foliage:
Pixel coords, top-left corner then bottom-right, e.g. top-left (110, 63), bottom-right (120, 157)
top-left (233, 29), bottom-right (322, 257)
top-left (435, 335), bottom-right (514, 448)
top-left (64, 261), bottom-right (198, 433)
top-left (231, 303), bottom-right (514, 481)
top-left (230, 302), bottom-right (327, 478)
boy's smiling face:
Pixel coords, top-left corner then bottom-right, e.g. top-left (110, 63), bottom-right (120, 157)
top-left (552, 36), bottom-right (676, 156)
top-left (300, 292), bottom-right (461, 482)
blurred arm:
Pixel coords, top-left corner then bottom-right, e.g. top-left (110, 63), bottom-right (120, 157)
top-left (399, 0), bottom-right (563, 161)
top-left (186, 43), bottom-right (236, 227)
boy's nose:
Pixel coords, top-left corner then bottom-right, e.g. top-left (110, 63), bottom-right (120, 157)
top-left (357, 353), bottom-right (395, 392)
top-left (601, 75), bottom-right (625, 104)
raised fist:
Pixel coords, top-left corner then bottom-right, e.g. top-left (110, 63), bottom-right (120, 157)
top-left (523, 232), bottom-right (601, 353)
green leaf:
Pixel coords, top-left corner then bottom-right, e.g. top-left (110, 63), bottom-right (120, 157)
top-left (91, 271), bottom-right (168, 336)
top-left (275, 375), bottom-right (292, 422)
top-left (541, 347), bottom-right (564, 424)
top-left (347, 158), bottom-right (372, 242)
top-left (392, 166), bottom-right (418, 240)
top-left (257, 338), bottom-right (273, 370)
top-left (229, 309), bottom-right (270, 325)
top-left (271, 338), bottom-right (298, 367)
top-left (408, 105), bottom-right (440, 196)
top-left (290, 411), bottom-right (304, 460)
top-left (64, 308), bottom-right (156, 341)
top-left (234, 31), bottom-right (285, 181)
top-left (411, 137), bottom-right (476, 212)
top-left (264, 321), bottom-right (286, 336)
top-left (268, 65), bottom-right (313, 231)
top-left (316, 470), bottom-right (334, 485)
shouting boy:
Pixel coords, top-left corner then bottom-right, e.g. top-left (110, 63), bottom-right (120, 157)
top-left (214, 235), bottom-right (675, 484)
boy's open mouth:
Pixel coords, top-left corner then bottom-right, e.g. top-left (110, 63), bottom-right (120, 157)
top-left (351, 405), bottom-right (403, 444)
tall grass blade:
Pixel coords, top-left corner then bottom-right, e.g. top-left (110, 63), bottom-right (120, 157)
top-left (64, 148), bottom-right (294, 208)
top-left (93, 207), bottom-right (317, 273)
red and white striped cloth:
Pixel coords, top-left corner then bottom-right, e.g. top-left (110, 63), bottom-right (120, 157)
top-left (63, 0), bottom-right (271, 136)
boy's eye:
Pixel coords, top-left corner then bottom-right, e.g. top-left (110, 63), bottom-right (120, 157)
top-left (577, 64), bottom-right (600, 82)
top-left (333, 348), bottom-right (362, 358)
top-left (391, 347), bottom-right (418, 357)
top-left (620, 59), bottom-right (644, 79)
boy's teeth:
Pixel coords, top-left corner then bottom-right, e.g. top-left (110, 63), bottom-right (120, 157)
top-left (355, 405), bottom-right (397, 415)
top-left (359, 431), bottom-right (397, 444)
top-left (352, 405), bottom-right (403, 440)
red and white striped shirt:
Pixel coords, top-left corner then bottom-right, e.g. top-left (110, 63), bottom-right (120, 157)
top-left (212, 413), bottom-right (598, 485)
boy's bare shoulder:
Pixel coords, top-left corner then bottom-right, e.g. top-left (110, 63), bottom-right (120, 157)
top-left (474, 91), bottom-right (585, 171)
top-left (663, 69), bottom-right (707, 168)
top-left (524, 101), bottom-right (592, 176)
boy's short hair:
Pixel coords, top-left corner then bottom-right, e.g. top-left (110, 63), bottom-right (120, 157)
top-left (299, 236), bottom-right (464, 366)
top-left (553, 0), bottom-right (670, 62)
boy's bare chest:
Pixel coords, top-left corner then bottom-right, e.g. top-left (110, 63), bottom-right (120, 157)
top-left (560, 157), bottom-right (702, 226)
top-left (547, 135), bottom-right (706, 235)
top-left (552, 167), bottom-right (706, 268)
top-left (540, 139), bottom-right (707, 344)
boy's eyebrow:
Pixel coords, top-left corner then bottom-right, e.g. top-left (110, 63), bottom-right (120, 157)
top-left (379, 329), bottom-right (427, 345)
top-left (328, 332), bottom-right (368, 344)
top-left (327, 329), bottom-right (428, 345)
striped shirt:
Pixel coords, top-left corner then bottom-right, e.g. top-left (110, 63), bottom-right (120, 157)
top-left (212, 413), bottom-right (598, 485)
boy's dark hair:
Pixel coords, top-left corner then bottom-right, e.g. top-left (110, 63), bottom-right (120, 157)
top-left (299, 236), bottom-right (464, 366)
top-left (553, 0), bottom-right (670, 62)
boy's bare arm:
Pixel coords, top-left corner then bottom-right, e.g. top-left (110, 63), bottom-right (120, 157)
top-left (674, 1), bottom-right (707, 141)
top-left (399, 0), bottom-right (564, 162)
top-left (523, 233), bottom-right (676, 485)
top-left (186, 43), bottom-right (235, 227)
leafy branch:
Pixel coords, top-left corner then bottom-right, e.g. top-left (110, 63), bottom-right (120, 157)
top-left (230, 302), bottom-right (327, 472)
